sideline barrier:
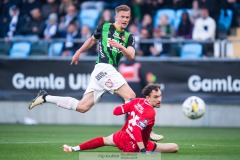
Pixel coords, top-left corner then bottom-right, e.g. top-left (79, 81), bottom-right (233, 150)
top-left (0, 57), bottom-right (239, 104)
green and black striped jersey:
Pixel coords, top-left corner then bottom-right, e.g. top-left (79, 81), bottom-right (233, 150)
top-left (93, 22), bottom-right (135, 68)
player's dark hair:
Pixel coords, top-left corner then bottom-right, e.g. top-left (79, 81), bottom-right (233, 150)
top-left (142, 83), bottom-right (161, 97)
top-left (115, 5), bottom-right (131, 14)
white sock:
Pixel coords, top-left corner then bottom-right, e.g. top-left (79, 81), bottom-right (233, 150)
top-left (45, 95), bottom-right (78, 110)
top-left (72, 146), bottom-right (80, 151)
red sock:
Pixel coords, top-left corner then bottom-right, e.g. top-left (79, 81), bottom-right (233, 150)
top-left (79, 137), bottom-right (104, 150)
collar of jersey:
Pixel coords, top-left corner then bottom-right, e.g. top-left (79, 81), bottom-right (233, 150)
top-left (144, 99), bottom-right (153, 108)
top-left (113, 23), bottom-right (124, 33)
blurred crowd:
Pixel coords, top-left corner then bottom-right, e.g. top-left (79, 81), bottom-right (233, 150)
top-left (0, 0), bottom-right (239, 57)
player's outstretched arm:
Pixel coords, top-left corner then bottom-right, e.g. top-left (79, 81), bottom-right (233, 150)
top-left (71, 36), bottom-right (97, 65)
top-left (113, 101), bottom-right (132, 115)
top-left (132, 126), bottom-right (146, 152)
top-left (108, 39), bottom-right (135, 60)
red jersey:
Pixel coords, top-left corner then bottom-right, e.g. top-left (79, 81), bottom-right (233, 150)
top-left (113, 98), bottom-right (156, 150)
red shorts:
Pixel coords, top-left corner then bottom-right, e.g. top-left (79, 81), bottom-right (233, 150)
top-left (113, 130), bottom-right (156, 152)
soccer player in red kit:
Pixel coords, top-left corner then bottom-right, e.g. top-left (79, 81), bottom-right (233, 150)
top-left (63, 84), bottom-right (178, 153)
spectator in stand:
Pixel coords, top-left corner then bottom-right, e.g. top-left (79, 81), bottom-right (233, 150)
top-left (220, 0), bottom-right (240, 27)
top-left (20, 8), bottom-right (45, 38)
top-left (43, 13), bottom-right (58, 40)
top-left (129, 0), bottom-right (142, 23)
top-left (197, 0), bottom-right (220, 24)
top-left (158, 15), bottom-right (175, 38)
top-left (177, 11), bottom-right (193, 39)
top-left (0, 0), bottom-right (21, 20)
top-left (58, 0), bottom-right (73, 17)
top-left (192, 6), bottom-right (216, 56)
top-left (192, 6), bottom-right (216, 41)
top-left (142, 0), bottom-right (157, 17)
top-left (136, 28), bottom-right (152, 56)
top-left (80, 0), bottom-right (105, 12)
top-left (128, 23), bottom-right (140, 51)
top-left (139, 14), bottom-right (153, 35)
top-left (190, 0), bottom-right (201, 24)
top-left (41, 0), bottom-right (59, 20)
top-left (155, 0), bottom-right (166, 9)
top-left (58, 4), bottom-right (79, 36)
top-left (1, 5), bottom-right (23, 39)
top-left (171, 0), bottom-right (192, 10)
top-left (20, 0), bottom-right (42, 17)
top-left (79, 25), bottom-right (97, 56)
top-left (61, 23), bottom-right (80, 57)
top-left (150, 28), bottom-right (164, 57)
top-left (98, 9), bottom-right (114, 24)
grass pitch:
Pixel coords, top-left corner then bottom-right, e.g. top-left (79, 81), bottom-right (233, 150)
top-left (0, 125), bottom-right (240, 160)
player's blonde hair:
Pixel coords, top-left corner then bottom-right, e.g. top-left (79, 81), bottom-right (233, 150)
top-left (115, 5), bottom-right (131, 14)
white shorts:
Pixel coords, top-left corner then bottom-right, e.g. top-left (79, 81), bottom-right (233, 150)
top-left (84, 63), bottom-right (127, 103)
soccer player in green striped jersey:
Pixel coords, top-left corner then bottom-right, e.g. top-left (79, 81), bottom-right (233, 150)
top-left (29, 5), bottom-right (163, 141)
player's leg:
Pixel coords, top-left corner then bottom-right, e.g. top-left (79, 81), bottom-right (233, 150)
top-left (28, 90), bottom-right (95, 113)
top-left (114, 83), bottom-right (136, 102)
top-left (154, 143), bottom-right (179, 153)
top-left (63, 134), bottom-right (116, 152)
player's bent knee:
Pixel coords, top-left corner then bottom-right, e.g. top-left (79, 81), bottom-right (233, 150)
top-left (77, 103), bottom-right (91, 113)
top-left (130, 92), bottom-right (136, 99)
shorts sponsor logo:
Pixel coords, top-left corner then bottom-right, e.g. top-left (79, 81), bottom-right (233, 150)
top-left (95, 72), bottom-right (107, 81)
top-left (105, 79), bottom-right (114, 88)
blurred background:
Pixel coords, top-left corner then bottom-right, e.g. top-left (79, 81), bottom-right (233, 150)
top-left (0, 0), bottom-right (240, 127)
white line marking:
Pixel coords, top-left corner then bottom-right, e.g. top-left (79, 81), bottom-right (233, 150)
top-left (181, 144), bottom-right (240, 147)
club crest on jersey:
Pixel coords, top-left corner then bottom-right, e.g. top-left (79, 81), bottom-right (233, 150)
top-left (105, 79), bottom-right (114, 88)
top-left (138, 119), bottom-right (148, 129)
top-left (122, 36), bottom-right (126, 41)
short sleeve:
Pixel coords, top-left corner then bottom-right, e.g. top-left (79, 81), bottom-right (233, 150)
top-left (126, 34), bottom-right (135, 48)
top-left (93, 23), bottom-right (104, 39)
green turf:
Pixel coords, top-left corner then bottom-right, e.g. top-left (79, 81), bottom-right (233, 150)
top-left (0, 125), bottom-right (240, 160)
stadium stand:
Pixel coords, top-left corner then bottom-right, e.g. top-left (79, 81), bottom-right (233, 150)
top-left (180, 43), bottom-right (203, 58)
top-left (48, 42), bottom-right (64, 56)
top-left (0, 0), bottom-right (239, 58)
top-left (9, 42), bottom-right (31, 58)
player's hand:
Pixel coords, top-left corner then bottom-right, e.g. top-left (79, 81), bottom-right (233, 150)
top-left (140, 148), bottom-right (146, 153)
top-left (71, 52), bottom-right (80, 65)
top-left (108, 39), bottom-right (123, 49)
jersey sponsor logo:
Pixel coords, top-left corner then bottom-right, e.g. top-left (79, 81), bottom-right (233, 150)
top-left (95, 72), bottom-right (107, 81)
top-left (107, 38), bottom-right (123, 53)
top-left (113, 31), bottom-right (121, 39)
top-left (105, 79), bottom-right (114, 88)
top-left (132, 35), bottom-right (135, 46)
top-left (98, 42), bottom-right (105, 58)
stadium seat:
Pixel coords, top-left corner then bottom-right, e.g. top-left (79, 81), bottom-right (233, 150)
top-left (180, 43), bottom-right (203, 58)
top-left (0, 42), bottom-right (11, 56)
top-left (218, 9), bottom-right (233, 32)
top-left (48, 42), bottom-right (63, 56)
top-left (174, 9), bottom-right (191, 29)
top-left (30, 42), bottom-right (48, 56)
top-left (9, 42), bottom-right (31, 57)
top-left (79, 9), bottom-right (100, 30)
top-left (154, 9), bottom-right (175, 27)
